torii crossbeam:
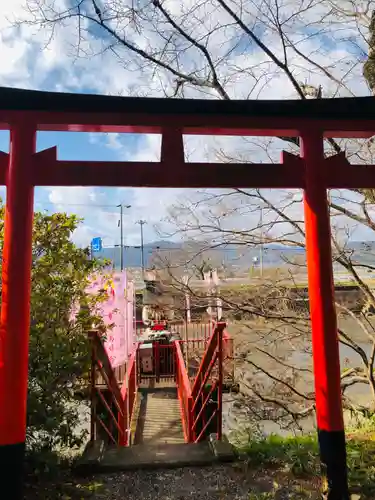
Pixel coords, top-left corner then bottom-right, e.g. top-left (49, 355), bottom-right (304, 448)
top-left (1, 87), bottom-right (375, 500)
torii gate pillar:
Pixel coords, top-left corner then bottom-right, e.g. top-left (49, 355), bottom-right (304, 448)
top-left (302, 130), bottom-right (349, 499)
top-left (0, 124), bottom-right (35, 498)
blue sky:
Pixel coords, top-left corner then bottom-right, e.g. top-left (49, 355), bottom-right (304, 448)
top-left (0, 128), bottom-right (164, 247)
top-left (0, 0), bottom-right (372, 248)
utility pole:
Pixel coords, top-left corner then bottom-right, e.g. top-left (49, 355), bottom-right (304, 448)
top-left (117, 204), bottom-right (131, 272)
top-left (136, 219), bottom-right (147, 277)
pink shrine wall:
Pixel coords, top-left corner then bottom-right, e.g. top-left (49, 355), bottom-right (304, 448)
top-left (86, 271), bottom-right (136, 368)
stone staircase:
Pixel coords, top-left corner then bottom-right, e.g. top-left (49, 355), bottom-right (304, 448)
top-left (134, 389), bottom-right (185, 445)
top-left (76, 386), bottom-right (235, 474)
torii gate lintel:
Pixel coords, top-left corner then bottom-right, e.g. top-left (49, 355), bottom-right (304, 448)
top-left (1, 88), bottom-right (374, 499)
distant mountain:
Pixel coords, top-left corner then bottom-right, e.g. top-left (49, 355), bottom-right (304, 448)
top-left (93, 240), bottom-right (375, 271)
top-left (95, 240), bottom-right (181, 269)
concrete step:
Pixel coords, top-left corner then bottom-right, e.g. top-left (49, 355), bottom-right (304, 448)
top-left (76, 437), bottom-right (236, 474)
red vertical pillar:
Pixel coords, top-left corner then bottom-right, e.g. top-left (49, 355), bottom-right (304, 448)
top-left (302, 130), bottom-right (348, 500)
top-left (0, 124), bottom-right (35, 498)
top-left (216, 323), bottom-right (223, 441)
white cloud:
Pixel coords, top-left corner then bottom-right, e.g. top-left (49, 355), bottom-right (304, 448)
top-left (71, 223), bottom-right (97, 247)
top-left (48, 186), bottom-right (96, 207)
top-left (0, 0), bottom-right (368, 99)
top-left (131, 135), bottom-right (161, 162)
top-left (0, 0), bottom-right (373, 245)
top-left (88, 132), bottom-right (124, 151)
top-left (45, 186), bottom-right (120, 241)
top-left (106, 134), bottom-right (123, 151)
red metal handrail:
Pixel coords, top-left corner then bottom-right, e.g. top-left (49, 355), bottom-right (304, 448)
top-left (120, 345), bottom-right (138, 446)
top-left (176, 324), bottom-right (234, 384)
top-left (89, 331), bottom-right (125, 445)
top-left (190, 322), bottom-right (225, 442)
top-left (89, 331), bottom-right (138, 446)
top-left (90, 324), bottom-right (229, 446)
top-left (175, 340), bottom-right (193, 442)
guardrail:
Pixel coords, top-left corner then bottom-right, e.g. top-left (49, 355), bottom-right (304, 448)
top-left (120, 346), bottom-right (138, 446)
top-left (136, 321), bottom-right (213, 341)
top-left (89, 331), bottom-right (126, 445)
top-left (89, 322), bottom-right (230, 446)
top-left (154, 343), bottom-right (176, 381)
top-left (178, 329), bottom-right (234, 384)
top-left (89, 331), bottom-right (138, 446)
top-left (137, 342), bottom-right (176, 383)
top-left (175, 340), bottom-right (193, 442)
top-left (189, 322), bottom-right (225, 442)
top-left (95, 361), bottom-right (127, 387)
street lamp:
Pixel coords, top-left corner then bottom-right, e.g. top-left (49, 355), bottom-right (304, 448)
top-left (136, 220), bottom-right (147, 277)
top-left (117, 204), bottom-right (131, 271)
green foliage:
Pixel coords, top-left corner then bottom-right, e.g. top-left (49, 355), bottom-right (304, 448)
top-left (0, 204), bottom-right (108, 452)
top-left (346, 436), bottom-right (375, 496)
top-left (24, 448), bottom-right (105, 499)
top-left (248, 493), bottom-right (274, 500)
top-left (236, 434), bottom-right (319, 476)
top-left (234, 431), bottom-right (375, 497)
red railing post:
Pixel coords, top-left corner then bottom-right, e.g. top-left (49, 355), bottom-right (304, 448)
top-left (217, 326), bottom-right (223, 440)
top-left (302, 130), bottom-right (348, 499)
top-left (0, 124), bottom-right (35, 498)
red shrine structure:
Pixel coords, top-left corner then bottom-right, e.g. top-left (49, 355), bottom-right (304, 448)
top-left (0, 87), bottom-right (375, 499)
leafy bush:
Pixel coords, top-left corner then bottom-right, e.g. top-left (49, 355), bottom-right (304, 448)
top-left (0, 206), bottom-right (108, 452)
top-left (236, 433), bottom-right (319, 476)
top-left (234, 429), bottom-right (375, 496)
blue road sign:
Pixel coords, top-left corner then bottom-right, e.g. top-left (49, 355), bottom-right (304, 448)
top-left (91, 237), bottom-right (102, 252)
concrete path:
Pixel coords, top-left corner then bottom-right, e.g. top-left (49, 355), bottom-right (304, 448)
top-left (134, 389), bottom-right (185, 445)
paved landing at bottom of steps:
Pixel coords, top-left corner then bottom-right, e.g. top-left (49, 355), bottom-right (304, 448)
top-left (76, 436), bottom-right (235, 474)
top-left (101, 442), bottom-right (216, 471)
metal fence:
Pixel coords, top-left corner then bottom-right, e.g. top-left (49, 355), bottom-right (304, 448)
top-left (135, 321), bottom-right (213, 342)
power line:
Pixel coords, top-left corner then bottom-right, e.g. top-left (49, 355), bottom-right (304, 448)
top-left (35, 201), bottom-right (124, 209)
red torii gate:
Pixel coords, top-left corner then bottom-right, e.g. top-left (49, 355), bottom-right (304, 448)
top-left (0, 88), bottom-right (375, 499)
